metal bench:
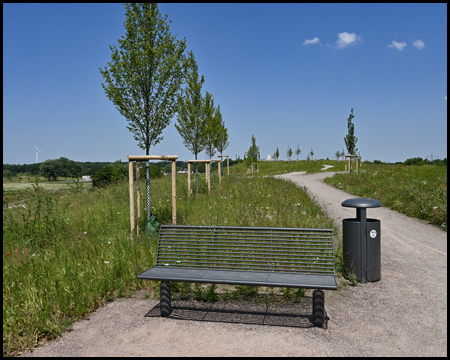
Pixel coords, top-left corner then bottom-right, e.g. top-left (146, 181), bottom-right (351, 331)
top-left (138, 225), bottom-right (337, 326)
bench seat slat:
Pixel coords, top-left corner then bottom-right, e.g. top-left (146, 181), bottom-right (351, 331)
top-left (138, 267), bottom-right (337, 290)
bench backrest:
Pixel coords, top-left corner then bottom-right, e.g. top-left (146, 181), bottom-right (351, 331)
top-left (155, 225), bottom-right (335, 275)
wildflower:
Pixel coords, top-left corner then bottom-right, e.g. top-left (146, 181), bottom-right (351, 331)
top-left (84, 232), bottom-right (87, 234)
top-left (32, 254), bottom-right (36, 256)
top-left (441, 185), bottom-right (445, 188)
top-left (108, 241), bottom-right (111, 244)
top-left (24, 248), bottom-right (27, 252)
top-left (104, 261), bottom-right (110, 264)
top-left (7, 253), bottom-right (10, 256)
top-left (15, 250), bottom-right (18, 253)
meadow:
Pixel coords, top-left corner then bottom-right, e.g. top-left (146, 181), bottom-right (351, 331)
top-left (3, 160), bottom-right (446, 355)
top-left (3, 169), bottom-right (340, 356)
top-left (324, 164), bottom-right (447, 231)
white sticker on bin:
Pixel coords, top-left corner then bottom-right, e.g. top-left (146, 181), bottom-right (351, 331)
top-left (370, 230), bottom-right (377, 238)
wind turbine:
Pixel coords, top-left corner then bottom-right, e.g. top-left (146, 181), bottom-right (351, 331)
top-left (35, 145), bottom-right (43, 163)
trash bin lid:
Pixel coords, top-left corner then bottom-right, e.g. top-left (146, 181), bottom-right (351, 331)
top-left (341, 198), bottom-right (381, 208)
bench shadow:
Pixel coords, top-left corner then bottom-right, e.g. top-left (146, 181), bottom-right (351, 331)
top-left (144, 297), bottom-right (329, 329)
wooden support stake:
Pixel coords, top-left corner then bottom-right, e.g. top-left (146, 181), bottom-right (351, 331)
top-left (218, 161), bottom-right (221, 184)
top-left (172, 160), bottom-right (176, 225)
top-left (227, 157), bottom-right (229, 175)
top-left (136, 162), bottom-right (140, 236)
top-left (188, 162), bottom-right (192, 196)
top-left (129, 161), bottom-right (134, 235)
top-left (207, 163), bottom-right (211, 195)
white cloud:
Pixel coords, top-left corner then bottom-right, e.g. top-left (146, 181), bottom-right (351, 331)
top-left (388, 40), bottom-right (407, 50)
top-left (445, 96), bottom-right (447, 101)
top-left (413, 39), bottom-right (425, 50)
top-left (336, 32), bottom-right (362, 49)
top-left (303, 37), bottom-right (320, 45)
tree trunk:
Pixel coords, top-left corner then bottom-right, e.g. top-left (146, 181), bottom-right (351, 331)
top-left (146, 147), bottom-right (151, 222)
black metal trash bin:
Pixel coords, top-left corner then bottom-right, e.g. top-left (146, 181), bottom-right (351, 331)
top-left (342, 198), bottom-right (381, 283)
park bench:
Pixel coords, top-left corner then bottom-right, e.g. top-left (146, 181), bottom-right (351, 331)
top-left (138, 225), bottom-right (337, 327)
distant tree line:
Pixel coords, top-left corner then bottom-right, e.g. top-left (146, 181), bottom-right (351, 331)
top-left (3, 157), bottom-right (239, 181)
top-left (370, 157), bottom-right (447, 166)
top-left (4, 159), bottom-right (111, 179)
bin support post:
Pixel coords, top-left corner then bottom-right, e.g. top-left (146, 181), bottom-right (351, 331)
top-left (357, 208), bottom-right (367, 283)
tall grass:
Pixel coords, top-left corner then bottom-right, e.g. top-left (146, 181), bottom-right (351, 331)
top-left (3, 171), bottom-right (340, 356)
top-left (324, 164), bottom-right (447, 230)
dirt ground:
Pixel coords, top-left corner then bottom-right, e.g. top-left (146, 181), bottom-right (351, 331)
top-left (21, 171), bottom-right (447, 357)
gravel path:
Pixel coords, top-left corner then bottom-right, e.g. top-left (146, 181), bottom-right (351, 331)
top-left (22, 171), bottom-right (447, 357)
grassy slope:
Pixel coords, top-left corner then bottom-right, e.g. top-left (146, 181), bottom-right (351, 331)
top-left (323, 164), bottom-right (447, 231)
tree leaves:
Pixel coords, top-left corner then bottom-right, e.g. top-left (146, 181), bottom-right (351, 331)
top-left (344, 108), bottom-right (358, 156)
top-left (99, 3), bottom-right (188, 155)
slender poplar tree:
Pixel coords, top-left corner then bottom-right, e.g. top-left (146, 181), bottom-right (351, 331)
top-left (344, 108), bottom-right (358, 171)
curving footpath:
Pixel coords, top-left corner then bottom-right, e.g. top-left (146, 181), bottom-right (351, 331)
top-left (22, 171), bottom-right (447, 357)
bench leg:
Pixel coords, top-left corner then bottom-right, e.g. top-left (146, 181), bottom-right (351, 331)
top-left (312, 289), bottom-right (325, 327)
top-left (160, 281), bottom-right (172, 317)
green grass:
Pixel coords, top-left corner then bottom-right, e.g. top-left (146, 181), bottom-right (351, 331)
top-left (324, 164), bottom-right (447, 231)
top-left (3, 170), bottom-right (340, 356)
top-left (227, 159), bottom-right (347, 175)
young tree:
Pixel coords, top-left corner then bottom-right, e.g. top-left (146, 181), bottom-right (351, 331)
top-left (244, 135), bottom-right (260, 168)
top-left (203, 92), bottom-right (220, 159)
top-left (273, 148), bottom-right (280, 166)
top-left (175, 52), bottom-right (207, 192)
top-left (335, 150), bottom-right (341, 163)
top-left (99, 3), bottom-right (188, 222)
top-left (215, 105), bottom-right (229, 156)
top-left (295, 145), bottom-right (301, 162)
top-left (344, 108), bottom-right (358, 171)
top-left (309, 148), bottom-right (314, 161)
top-left (287, 145), bottom-right (293, 162)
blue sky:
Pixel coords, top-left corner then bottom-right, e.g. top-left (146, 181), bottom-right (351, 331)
top-left (3, 3), bottom-right (447, 165)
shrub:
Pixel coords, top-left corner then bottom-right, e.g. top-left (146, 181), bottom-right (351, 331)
top-left (92, 165), bottom-right (121, 187)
